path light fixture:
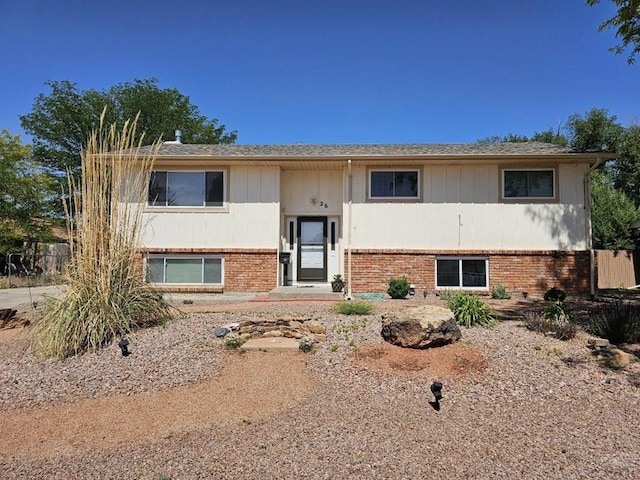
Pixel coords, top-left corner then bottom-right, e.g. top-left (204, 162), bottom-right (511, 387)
top-left (423, 290), bottom-right (428, 299)
top-left (409, 284), bottom-right (416, 296)
top-left (430, 381), bottom-right (443, 402)
top-left (118, 338), bottom-right (130, 357)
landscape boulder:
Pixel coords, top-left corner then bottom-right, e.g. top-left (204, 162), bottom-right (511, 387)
top-left (381, 305), bottom-right (461, 349)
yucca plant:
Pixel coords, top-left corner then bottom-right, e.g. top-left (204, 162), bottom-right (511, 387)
top-left (27, 110), bottom-right (175, 358)
top-left (445, 291), bottom-right (498, 328)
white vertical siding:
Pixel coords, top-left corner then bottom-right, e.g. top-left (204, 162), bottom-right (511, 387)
top-left (349, 163), bottom-right (587, 250)
top-left (141, 166), bottom-right (280, 248)
top-left (281, 171), bottom-right (343, 215)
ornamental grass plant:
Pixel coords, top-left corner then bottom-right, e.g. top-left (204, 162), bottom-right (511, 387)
top-left (27, 111), bottom-right (175, 358)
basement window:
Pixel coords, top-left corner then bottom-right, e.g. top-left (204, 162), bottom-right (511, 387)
top-left (146, 255), bottom-right (223, 284)
top-left (436, 257), bottom-right (488, 289)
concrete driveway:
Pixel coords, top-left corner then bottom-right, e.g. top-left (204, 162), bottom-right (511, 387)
top-left (0, 285), bottom-right (66, 310)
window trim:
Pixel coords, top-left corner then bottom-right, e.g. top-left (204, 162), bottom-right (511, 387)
top-left (146, 169), bottom-right (229, 211)
top-left (500, 167), bottom-right (557, 202)
top-left (367, 167), bottom-right (421, 201)
top-left (145, 254), bottom-right (224, 285)
top-left (435, 256), bottom-right (489, 290)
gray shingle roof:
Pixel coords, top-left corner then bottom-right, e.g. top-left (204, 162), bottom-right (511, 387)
top-left (149, 142), bottom-right (584, 158)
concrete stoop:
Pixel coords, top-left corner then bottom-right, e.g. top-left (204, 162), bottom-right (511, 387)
top-left (240, 337), bottom-right (300, 352)
top-left (266, 285), bottom-right (344, 301)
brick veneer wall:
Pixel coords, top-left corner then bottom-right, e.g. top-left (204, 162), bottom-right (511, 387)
top-left (139, 248), bottom-right (277, 293)
top-left (348, 249), bottom-right (590, 296)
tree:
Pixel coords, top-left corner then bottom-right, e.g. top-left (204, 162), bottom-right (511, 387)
top-left (613, 124), bottom-right (640, 203)
top-left (20, 78), bottom-right (237, 176)
top-left (0, 130), bottom-right (57, 250)
top-left (590, 168), bottom-right (638, 250)
top-left (587, 0), bottom-right (640, 64)
top-left (565, 108), bottom-right (624, 152)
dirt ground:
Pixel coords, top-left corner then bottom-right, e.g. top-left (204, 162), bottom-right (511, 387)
top-left (1, 292), bottom-right (637, 474)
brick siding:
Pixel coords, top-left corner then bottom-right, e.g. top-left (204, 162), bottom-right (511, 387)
top-left (348, 249), bottom-right (590, 296)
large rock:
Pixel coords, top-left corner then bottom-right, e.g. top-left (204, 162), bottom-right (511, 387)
top-left (381, 305), bottom-right (461, 349)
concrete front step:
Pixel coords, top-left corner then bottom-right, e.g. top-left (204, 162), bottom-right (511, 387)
top-left (240, 337), bottom-right (301, 352)
top-left (266, 285), bottom-right (344, 301)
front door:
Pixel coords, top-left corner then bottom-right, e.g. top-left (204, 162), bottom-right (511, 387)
top-left (297, 217), bottom-right (327, 282)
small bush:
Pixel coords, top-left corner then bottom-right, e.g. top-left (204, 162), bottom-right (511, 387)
top-left (588, 301), bottom-right (640, 345)
top-left (544, 287), bottom-right (567, 302)
top-left (224, 333), bottom-right (245, 349)
top-left (387, 277), bottom-right (410, 299)
top-left (445, 292), bottom-right (498, 328)
top-left (299, 336), bottom-right (314, 353)
top-left (525, 312), bottom-right (576, 340)
top-left (491, 284), bottom-right (511, 300)
top-left (182, 299), bottom-right (194, 305)
top-left (335, 300), bottom-right (374, 315)
top-left (542, 300), bottom-right (574, 323)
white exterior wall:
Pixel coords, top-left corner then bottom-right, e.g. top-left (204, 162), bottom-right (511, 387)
top-left (141, 166), bottom-right (280, 248)
top-left (349, 163), bottom-right (588, 250)
top-left (280, 171), bottom-right (343, 215)
top-left (280, 171), bottom-right (344, 282)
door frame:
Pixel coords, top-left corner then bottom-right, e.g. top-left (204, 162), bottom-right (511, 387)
top-left (296, 216), bottom-right (327, 282)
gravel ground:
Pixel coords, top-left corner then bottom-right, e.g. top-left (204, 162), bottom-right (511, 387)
top-left (0, 298), bottom-right (639, 479)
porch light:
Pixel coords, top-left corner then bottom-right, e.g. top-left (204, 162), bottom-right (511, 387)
top-left (118, 338), bottom-right (130, 357)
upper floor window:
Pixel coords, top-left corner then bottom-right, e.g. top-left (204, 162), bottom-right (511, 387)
top-left (148, 171), bottom-right (225, 207)
top-left (502, 169), bottom-right (555, 199)
top-left (369, 170), bottom-right (419, 199)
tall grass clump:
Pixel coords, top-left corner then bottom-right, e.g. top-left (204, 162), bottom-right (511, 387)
top-left (588, 301), bottom-right (640, 345)
top-left (27, 111), bottom-right (175, 358)
top-left (334, 300), bottom-right (374, 315)
top-left (444, 291), bottom-right (498, 328)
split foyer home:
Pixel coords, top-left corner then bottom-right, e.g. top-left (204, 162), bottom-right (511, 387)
top-left (138, 141), bottom-right (611, 297)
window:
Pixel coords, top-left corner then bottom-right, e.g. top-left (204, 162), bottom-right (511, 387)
top-left (436, 258), bottom-right (488, 289)
top-left (146, 256), bottom-right (223, 284)
top-left (148, 171), bottom-right (225, 207)
top-left (503, 169), bottom-right (555, 199)
top-left (369, 170), bottom-right (419, 198)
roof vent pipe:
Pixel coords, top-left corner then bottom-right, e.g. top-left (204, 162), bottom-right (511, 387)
top-left (175, 130), bottom-right (182, 144)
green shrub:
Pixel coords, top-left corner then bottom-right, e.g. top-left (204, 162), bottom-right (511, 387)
top-left (588, 301), bottom-right (640, 345)
top-left (544, 287), bottom-right (567, 302)
top-left (525, 312), bottom-right (576, 340)
top-left (299, 336), bottom-right (314, 353)
top-left (224, 333), bottom-right (245, 349)
top-left (445, 292), bottom-right (498, 328)
top-left (387, 277), bottom-right (410, 299)
top-left (335, 300), bottom-right (374, 315)
top-left (542, 300), bottom-right (574, 323)
top-left (491, 284), bottom-right (511, 300)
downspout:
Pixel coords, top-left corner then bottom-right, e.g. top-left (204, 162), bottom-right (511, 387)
top-left (585, 157), bottom-right (604, 298)
top-left (347, 159), bottom-right (353, 300)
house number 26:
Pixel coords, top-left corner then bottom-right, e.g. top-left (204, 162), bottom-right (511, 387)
top-left (319, 201), bottom-right (328, 208)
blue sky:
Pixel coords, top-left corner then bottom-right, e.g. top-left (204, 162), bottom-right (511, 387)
top-left (0, 0), bottom-right (637, 145)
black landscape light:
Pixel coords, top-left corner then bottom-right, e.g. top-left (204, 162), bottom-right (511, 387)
top-left (118, 338), bottom-right (130, 357)
top-left (423, 290), bottom-right (428, 299)
top-left (430, 381), bottom-right (443, 402)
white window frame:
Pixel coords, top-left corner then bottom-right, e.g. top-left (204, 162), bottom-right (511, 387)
top-left (435, 257), bottom-right (489, 290)
top-left (368, 168), bottom-right (420, 200)
top-left (147, 169), bottom-right (227, 209)
top-left (146, 255), bottom-right (224, 285)
top-left (501, 168), bottom-right (556, 201)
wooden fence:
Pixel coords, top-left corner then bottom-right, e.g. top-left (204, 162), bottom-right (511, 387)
top-left (596, 250), bottom-right (637, 289)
